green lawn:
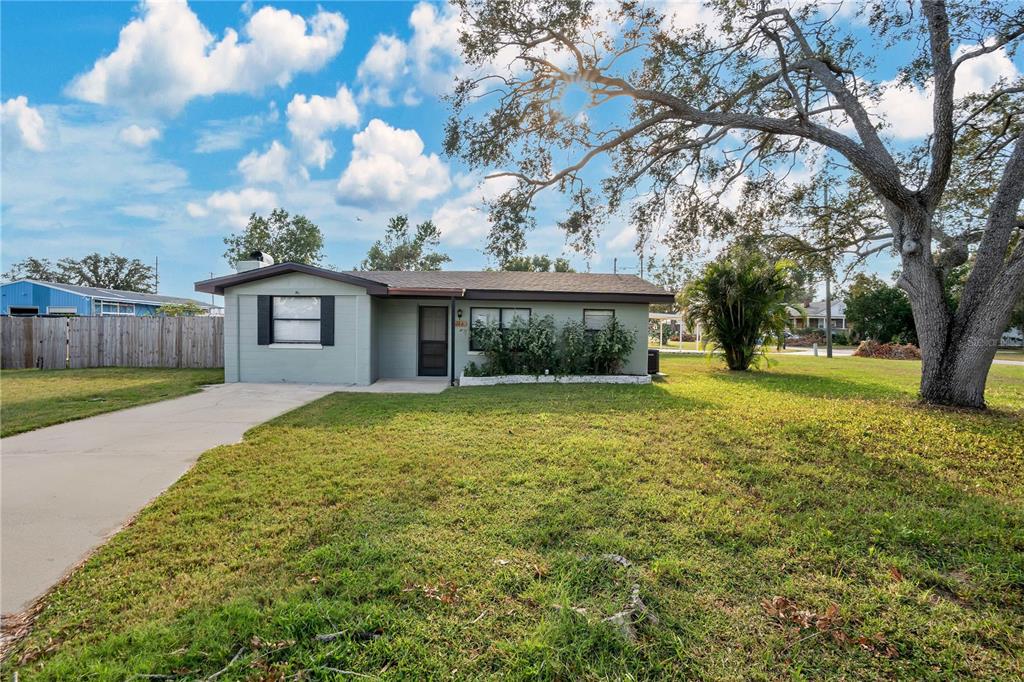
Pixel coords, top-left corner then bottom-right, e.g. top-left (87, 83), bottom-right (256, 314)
top-left (7, 356), bottom-right (1023, 680)
top-left (0, 367), bottom-right (224, 437)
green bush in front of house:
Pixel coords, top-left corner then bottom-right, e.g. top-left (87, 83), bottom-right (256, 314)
top-left (590, 317), bottom-right (636, 373)
top-left (559, 319), bottom-right (592, 374)
top-left (470, 315), bottom-right (636, 376)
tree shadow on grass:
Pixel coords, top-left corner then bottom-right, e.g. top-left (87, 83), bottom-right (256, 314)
top-left (704, 368), bottom-right (914, 401)
top-left (265, 381), bottom-right (713, 434)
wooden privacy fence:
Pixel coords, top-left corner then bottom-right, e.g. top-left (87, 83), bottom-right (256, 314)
top-left (1, 316), bottom-right (224, 369)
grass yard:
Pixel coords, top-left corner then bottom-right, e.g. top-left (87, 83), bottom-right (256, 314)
top-left (6, 356), bottom-right (1023, 680)
top-left (0, 367), bottom-right (224, 437)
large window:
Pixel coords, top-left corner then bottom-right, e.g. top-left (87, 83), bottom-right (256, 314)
top-left (469, 306), bottom-right (532, 351)
top-left (501, 308), bottom-right (530, 328)
top-left (584, 309), bottom-right (614, 331)
top-left (99, 301), bottom-right (135, 316)
top-left (273, 296), bottom-right (321, 344)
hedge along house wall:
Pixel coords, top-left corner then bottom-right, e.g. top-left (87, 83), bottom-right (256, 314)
top-left (454, 299), bottom-right (650, 376)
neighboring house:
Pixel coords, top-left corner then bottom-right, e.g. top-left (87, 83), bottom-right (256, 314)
top-left (1, 279), bottom-right (214, 316)
top-left (790, 300), bottom-right (846, 331)
top-left (195, 261), bottom-right (674, 386)
top-left (1002, 327), bottom-right (1023, 347)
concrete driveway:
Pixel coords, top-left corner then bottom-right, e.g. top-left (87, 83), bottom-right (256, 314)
top-left (0, 382), bottom-right (344, 616)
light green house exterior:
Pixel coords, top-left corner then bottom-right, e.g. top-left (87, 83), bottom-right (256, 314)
top-left (197, 264), bottom-right (673, 385)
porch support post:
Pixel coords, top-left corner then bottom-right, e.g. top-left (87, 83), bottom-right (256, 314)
top-left (450, 296), bottom-right (456, 386)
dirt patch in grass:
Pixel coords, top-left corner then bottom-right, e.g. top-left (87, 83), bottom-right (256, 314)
top-left (6, 356), bottom-right (1023, 679)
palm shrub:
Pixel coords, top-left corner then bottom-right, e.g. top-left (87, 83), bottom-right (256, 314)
top-left (680, 247), bottom-right (795, 371)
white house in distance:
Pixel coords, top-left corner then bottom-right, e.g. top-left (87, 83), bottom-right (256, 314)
top-left (195, 256), bottom-right (674, 386)
top-left (790, 300), bottom-right (847, 331)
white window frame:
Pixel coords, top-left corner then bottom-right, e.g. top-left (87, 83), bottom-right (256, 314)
top-left (469, 306), bottom-right (532, 353)
top-left (584, 308), bottom-right (615, 331)
top-left (98, 301), bottom-right (135, 316)
top-left (47, 306), bottom-right (78, 315)
top-left (271, 296), bottom-right (321, 345)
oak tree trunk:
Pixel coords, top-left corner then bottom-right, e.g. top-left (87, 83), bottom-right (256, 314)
top-left (897, 210), bottom-right (1018, 410)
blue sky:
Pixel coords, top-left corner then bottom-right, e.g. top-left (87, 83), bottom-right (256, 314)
top-left (2, 1), bottom-right (1021, 302)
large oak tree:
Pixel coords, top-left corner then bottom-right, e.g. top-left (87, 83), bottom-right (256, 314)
top-left (446, 0), bottom-right (1024, 408)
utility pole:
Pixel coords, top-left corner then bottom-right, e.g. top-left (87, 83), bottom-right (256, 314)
top-left (210, 272), bottom-right (215, 307)
top-left (613, 257), bottom-right (617, 274)
top-left (154, 256), bottom-right (159, 293)
top-left (823, 185), bottom-right (833, 359)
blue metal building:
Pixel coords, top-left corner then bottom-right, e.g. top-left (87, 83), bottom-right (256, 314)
top-left (1, 280), bottom-right (214, 316)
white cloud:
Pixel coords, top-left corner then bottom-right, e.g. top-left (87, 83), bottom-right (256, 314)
top-left (953, 43), bottom-right (1020, 98)
top-left (193, 107), bottom-right (275, 153)
top-left (1, 103), bottom-right (190, 251)
top-left (1, 96), bottom-right (47, 151)
top-left (117, 203), bottom-right (163, 219)
top-left (657, 0), bottom-right (720, 34)
top-left (192, 187), bottom-right (278, 226)
top-left (67, 1), bottom-right (348, 114)
top-left (855, 44), bottom-right (1021, 141)
top-left (406, 2), bottom-right (464, 94)
top-left (336, 118), bottom-right (451, 207)
top-left (118, 123), bottom-right (161, 147)
top-left (431, 175), bottom-right (517, 246)
top-left (354, 1), bottom-right (466, 107)
top-left (357, 35), bottom-right (408, 105)
top-left (237, 140), bottom-right (300, 185)
top-left (285, 85), bottom-right (359, 169)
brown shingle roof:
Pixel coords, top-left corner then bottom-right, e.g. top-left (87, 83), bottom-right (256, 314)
top-left (349, 270), bottom-right (670, 297)
top-left (196, 264), bottom-right (674, 302)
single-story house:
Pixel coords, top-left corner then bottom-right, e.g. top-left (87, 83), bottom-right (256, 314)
top-left (194, 261), bottom-right (674, 386)
top-left (790, 300), bottom-right (846, 330)
top-left (1, 279), bottom-right (215, 317)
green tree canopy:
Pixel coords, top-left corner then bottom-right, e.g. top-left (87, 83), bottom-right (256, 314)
top-left (155, 302), bottom-right (206, 317)
top-left (3, 253), bottom-right (155, 293)
top-left (2, 257), bottom-right (62, 283)
top-left (447, 0), bottom-right (1024, 407)
top-left (498, 254), bottom-right (574, 272)
top-left (359, 215), bottom-right (451, 271)
top-left (844, 274), bottom-right (917, 345)
top-left (223, 209), bottom-right (325, 266)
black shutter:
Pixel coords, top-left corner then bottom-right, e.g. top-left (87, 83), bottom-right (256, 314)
top-left (257, 295), bottom-right (272, 345)
top-left (320, 296), bottom-right (335, 346)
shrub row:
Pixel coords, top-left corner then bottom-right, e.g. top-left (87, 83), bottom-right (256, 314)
top-left (852, 340), bottom-right (922, 360)
top-left (464, 315), bottom-right (636, 376)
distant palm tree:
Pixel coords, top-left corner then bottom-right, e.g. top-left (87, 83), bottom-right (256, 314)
top-left (680, 248), bottom-right (796, 371)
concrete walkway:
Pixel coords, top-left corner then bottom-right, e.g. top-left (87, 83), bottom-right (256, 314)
top-left (1, 382), bottom-right (356, 616)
